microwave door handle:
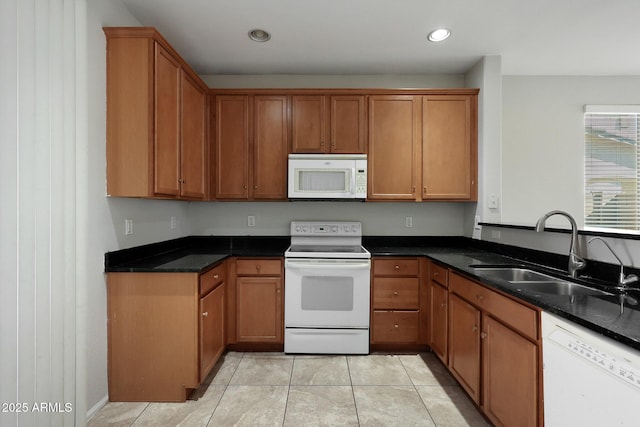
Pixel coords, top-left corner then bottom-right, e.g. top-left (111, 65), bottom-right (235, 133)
top-left (350, 170), bottom-right (356, 195)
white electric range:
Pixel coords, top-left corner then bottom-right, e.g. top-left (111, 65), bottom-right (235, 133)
top-left (284, 221), bottom-right (371, 354)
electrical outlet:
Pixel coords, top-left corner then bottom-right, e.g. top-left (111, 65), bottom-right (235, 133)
top-left (248, 215), bottom-right (256, 227)
top-left (488, 194), bottom-right (499, 209)
top-left (125, 219), bottom-right (133, 235)
top-left (405, 216), bottom-right (413, 228)
top-left (170, 216), bottom-right (177, 230)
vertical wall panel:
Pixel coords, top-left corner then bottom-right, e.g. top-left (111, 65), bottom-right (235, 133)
top-left (0, 0), bottom-right (80, 426)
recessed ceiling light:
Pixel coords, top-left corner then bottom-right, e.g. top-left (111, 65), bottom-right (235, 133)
top-left (427, 28), bottom-right (451, 42)
top-left (248, 29), bottom-right (271, 42)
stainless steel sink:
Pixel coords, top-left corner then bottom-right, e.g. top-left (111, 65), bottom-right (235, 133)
top-left (470, 266), bottom-right (613, 297)
top-left (471, 267), bottom-right (557, 282)
top-left (511, 281), bottom-right (613, 297)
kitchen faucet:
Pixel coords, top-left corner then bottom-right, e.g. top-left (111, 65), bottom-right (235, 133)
top-left (535, 210), bottom-right (586, 278)
top-left (588, 237), bottom-right (639, 290)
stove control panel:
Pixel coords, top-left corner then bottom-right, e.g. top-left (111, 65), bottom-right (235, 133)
top-left (291, 221), bottom-right (362, 236)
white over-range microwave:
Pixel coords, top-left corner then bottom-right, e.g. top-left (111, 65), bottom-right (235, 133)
top-left (288, 154), bottom-right (367, 200)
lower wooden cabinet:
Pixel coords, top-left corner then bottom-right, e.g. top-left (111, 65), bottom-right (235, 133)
top-left (429, 263), bottom-right (449, 363)
top-left (371, 257), bottom-right (427, 347)
top-left (448, 293), bottom-right (481, 403)
top-left (199, 280), bottom-right (225, 383)
top-left (482, 314), bottom-right (538, 427)
top-left (447, 271), bottom-right (541, 427)
top-left (234, 258), bottom-right (284, 345)
top-left (106, 261), bottom-right (226, 402)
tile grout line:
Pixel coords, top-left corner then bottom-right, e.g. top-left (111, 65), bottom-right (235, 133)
top-left (205, 352), bottom-right (244, 426)
top-left (398, 354), bottom-right (439, 427)
top-left (281, 354), bottom-right (297, 427)
top-left (346, 355), bottom-right (362, 426)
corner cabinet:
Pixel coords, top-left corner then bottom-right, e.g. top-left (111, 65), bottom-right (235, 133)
top-left (106, 262), bottom-right (226, 402)
top-left (367, 90), bottom-right (478, 201)
top-left (213, 95), bottom-right (289, 200)
top-left (104, 27), bottom-right (208, 200)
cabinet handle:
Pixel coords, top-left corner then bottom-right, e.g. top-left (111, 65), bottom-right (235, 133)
top-left (480, 332), bottom-right (488, 339)
top-left (202, 311), bottom-right (209, 317)
top-left (412, 186), bottom-right (416, 194)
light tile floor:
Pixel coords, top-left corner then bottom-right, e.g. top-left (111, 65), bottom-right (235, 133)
top-left (88, 352), bottom-right (489, 426)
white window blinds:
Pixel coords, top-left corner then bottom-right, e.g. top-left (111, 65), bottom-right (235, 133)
top-left (584, 105), bottom-right (640, 233)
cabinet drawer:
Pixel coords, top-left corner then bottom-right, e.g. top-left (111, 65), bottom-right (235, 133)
top-left (372, 277), bottom-right (419, 309)
top-left (431, 263), bottom-right (448, 287)
top-left (372, 311), bottom-right (420, 343)
top-left (450, 273), bottom-right (538, 341)
top-left (236, 259), bottom-right (282, 276)
top-left (373, 258), bottom-right (419, 276)
top-left (200, 263), bottom-right (225, 297)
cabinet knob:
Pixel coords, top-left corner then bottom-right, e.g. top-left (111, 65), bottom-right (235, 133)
top-left (243, 185), bottom-right (247, 189)
top-left (256, 265), bottom-right (261, 272)
top-left (480, 332), bottom-right (488, 339)
top-left (213, 274), bottom-right (219, 279)
top-left (440, 302), bottom-right (447, 308)
top-left (476, 294), bottom-right (485, 301)
top-left (472, 325), bottom-right (478, 332)
top-left (423, 187), bottom-right (427, 194)
top-left (394, 265), bottom-right (400, 270)
top-left (394, 324), bottom-right (399, 328)
top-left (393, 291), bottom-right (399, 296)
top-left (202, 311), bottom-right (209, 317)
top-left (254, 185), bottom-right (258, 189)
top-left (434, 271), bottom-right (439, 277)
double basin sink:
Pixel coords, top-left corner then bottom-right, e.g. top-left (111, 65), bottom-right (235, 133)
top-left (470, 266), bottom-right (613, 297)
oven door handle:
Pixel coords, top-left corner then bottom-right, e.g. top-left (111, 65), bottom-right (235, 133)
top-left (285, 259), bottom-right (371, 270)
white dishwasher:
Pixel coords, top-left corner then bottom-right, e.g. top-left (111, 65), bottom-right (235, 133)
top-left (542, 312), bottom-right (640, 426)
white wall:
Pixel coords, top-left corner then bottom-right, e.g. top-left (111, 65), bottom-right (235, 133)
top-left (487, 75), bottom-right (640, 268)
top-left (502, 76), bottom-right (640, 227)
top-left (83, 0), bottom-right (193, 419)
top-left (189, 202), bottom-right (465, 236)
top-left (463, 56), bottom-right (503, 238)
top-left (203, 74), bottom-right (464, 88)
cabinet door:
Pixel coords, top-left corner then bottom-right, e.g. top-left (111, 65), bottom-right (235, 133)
top-left (200, 283), bottom-right (225, 382)
top-left (154, 43), bottom-right (181, 196)
top-left (482, 315), bottom-right (538, 427)
top-left (215, 95), bottom-right (250, 199)
top-left (291, 95), bottom-right (327, 153)
top-left (180, 71), bottom-right (206, 199)
top-left (330, 96), bottom-right (366, 153)
top-left (236, 276), bottom-right (283, 343)
top-left (253, 96), bottom-right (288, 199)
top-left (368, 95), bottom-right (421, 200)
top-left (429, 281), bottom-right (448, 363)
top-left (448, 293), bottom-right (481, 404)
top-left (422, 95), bottom-right (476, 200)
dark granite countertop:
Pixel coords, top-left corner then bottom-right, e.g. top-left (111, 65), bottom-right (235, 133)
top-left (105, 235), bottom-right (640, 351)
top-left (367, 244), bottom-right (640, 352)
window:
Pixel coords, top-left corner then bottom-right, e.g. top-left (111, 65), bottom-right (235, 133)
top-left (584, 105), bottom-right (640, 233)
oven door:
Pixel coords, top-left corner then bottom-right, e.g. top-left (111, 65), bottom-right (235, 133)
top-left (284, 258), bottom-right (370, 328)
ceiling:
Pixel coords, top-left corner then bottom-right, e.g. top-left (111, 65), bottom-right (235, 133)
top-left (119, 0), bottom-right (640, 76)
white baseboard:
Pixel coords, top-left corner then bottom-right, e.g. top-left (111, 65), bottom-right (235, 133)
top-left (86, 395), bottom-right (109, 422)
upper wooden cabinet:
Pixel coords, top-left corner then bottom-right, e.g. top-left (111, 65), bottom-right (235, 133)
top-left (104, 27), bottom-right (208, 199)
top-left (213, 95), bottom-right (288, 200)
top-left (368, 95), bottom-right (422, 200)
top-left (291, 95), bottom-right (367, 154)
top-left (367, 90), bottom-right (478, 202)
top-left (422, 95), bottom-right (477, 200)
